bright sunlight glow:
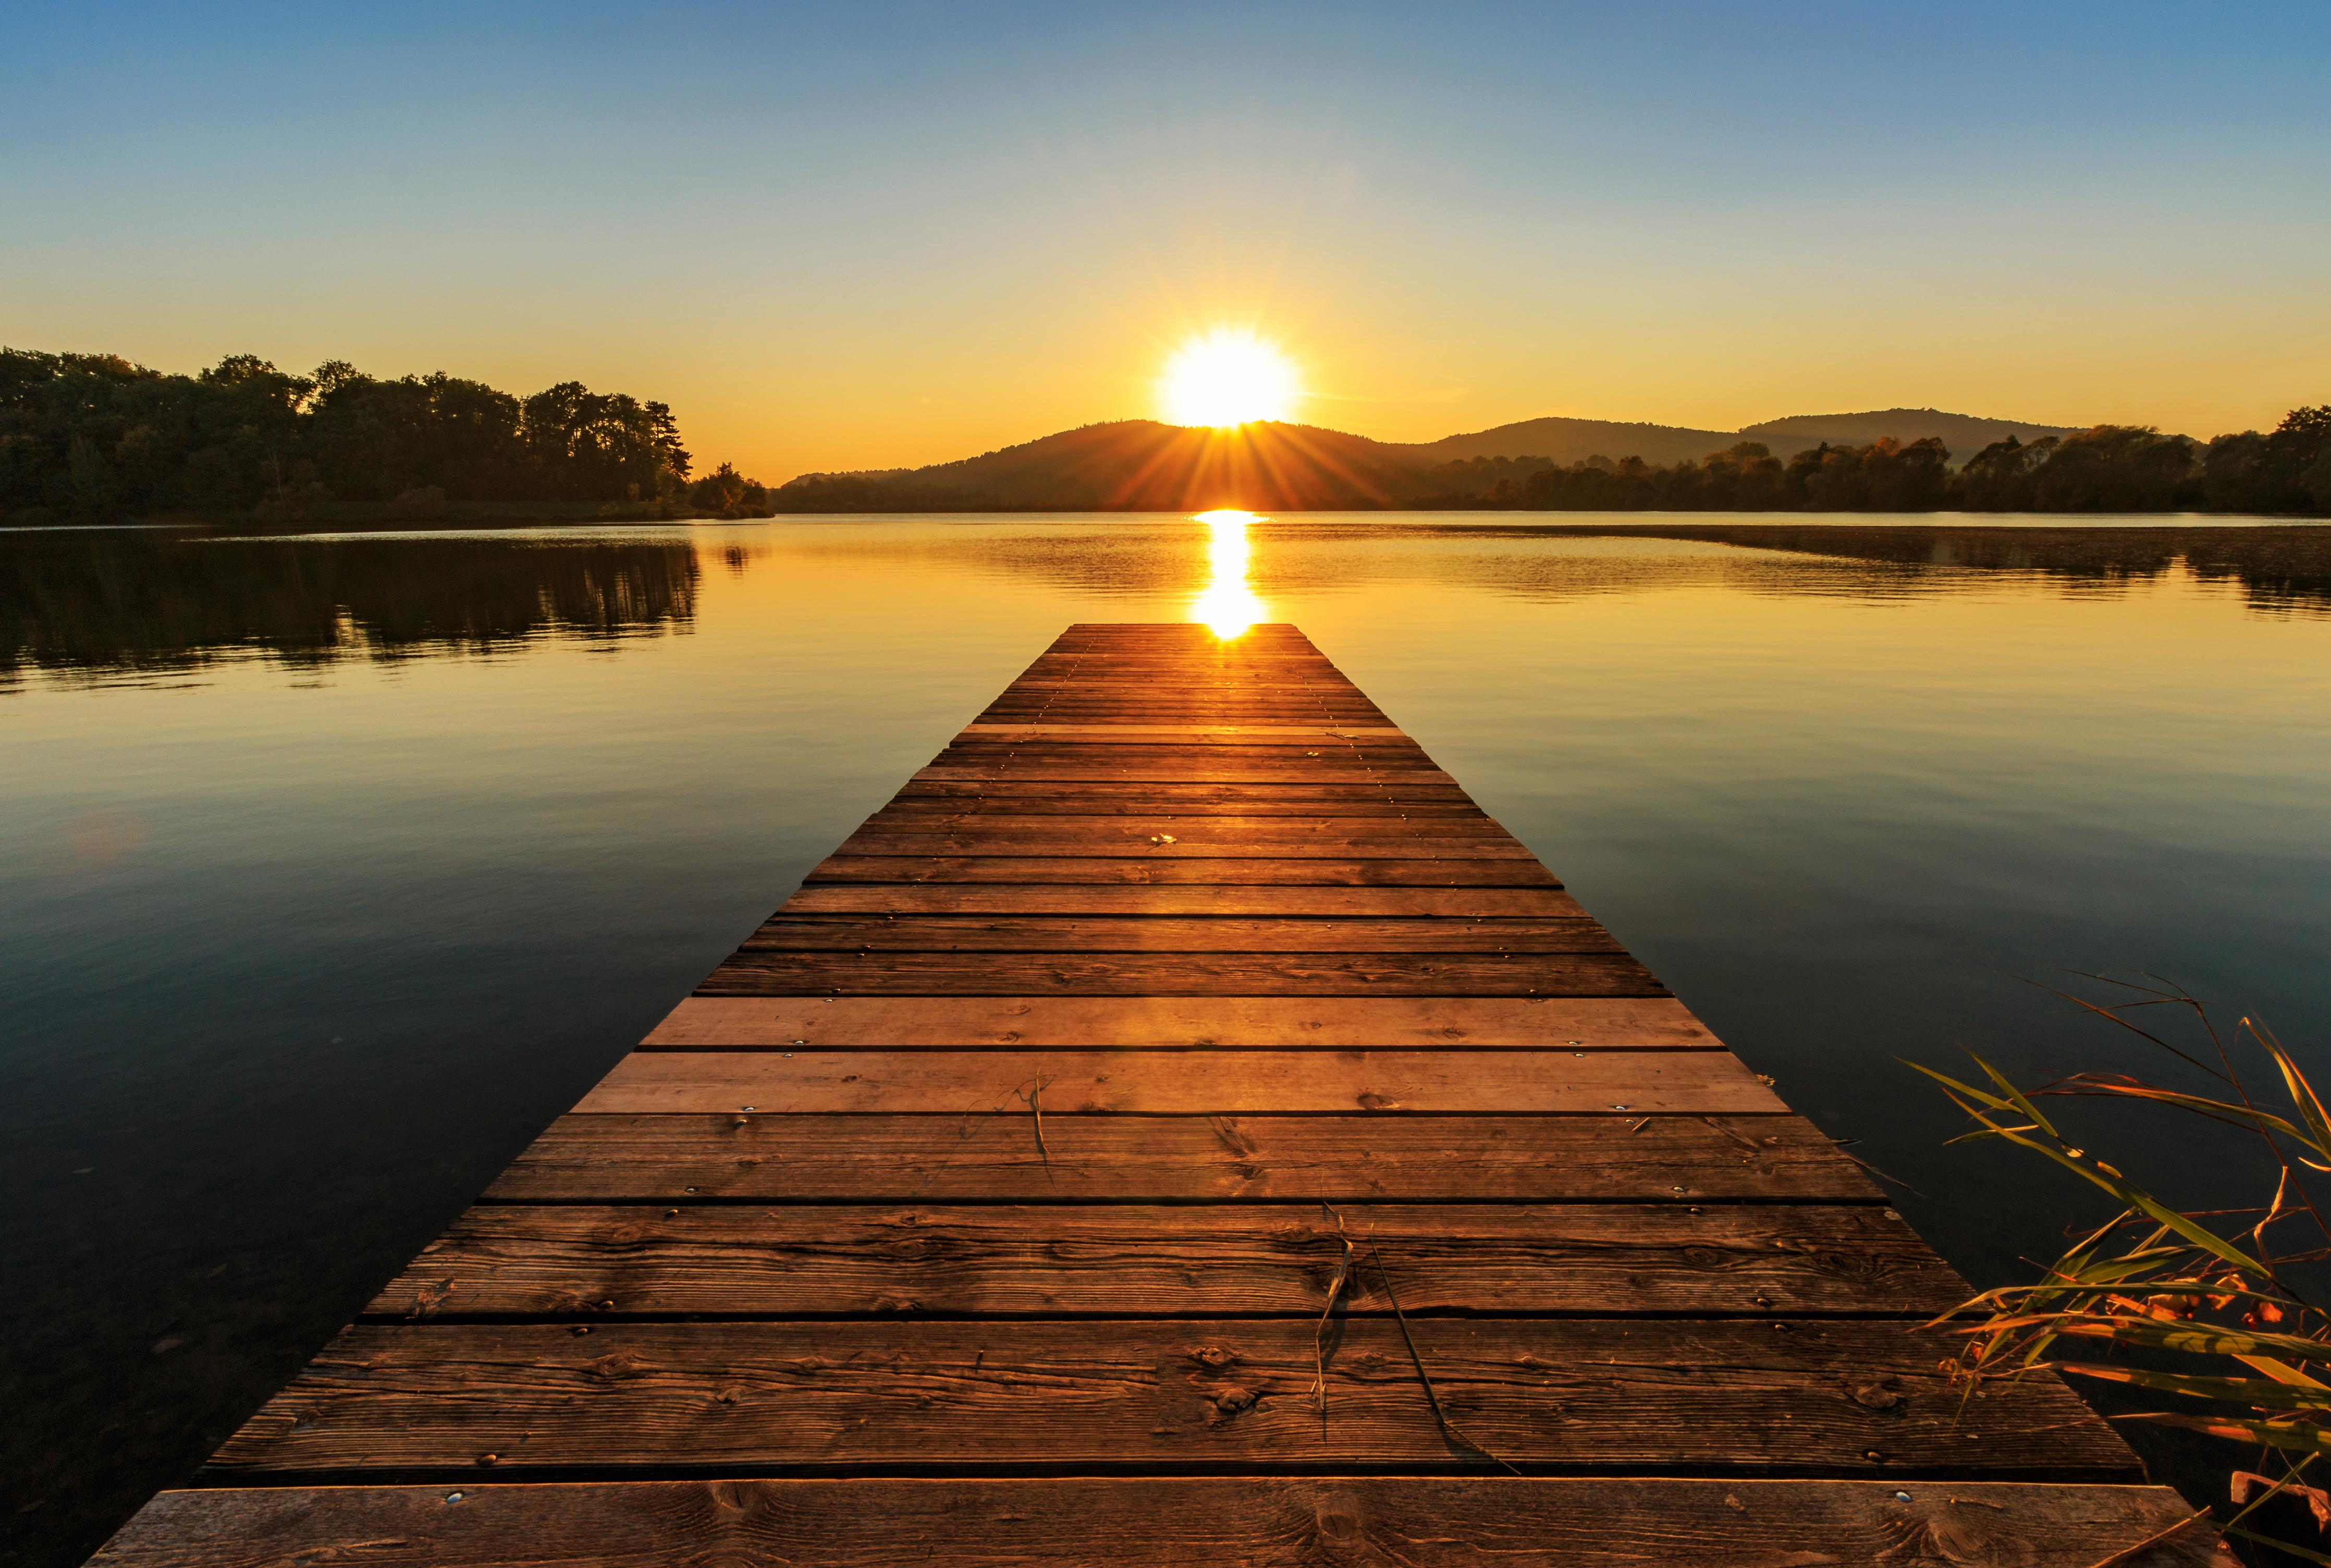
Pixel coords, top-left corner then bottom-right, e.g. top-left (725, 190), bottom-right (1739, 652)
top-left (1190, 509), bottom-right (1267, 638)
top-left (1160, 332), bottom-right (1298, 428)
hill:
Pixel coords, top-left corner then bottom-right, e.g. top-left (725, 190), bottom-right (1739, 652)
top-left (774, 420), bottom-right (1445, 512)
top-left (771, 405), bottom-right (2112, 511)
top-left (1394, 415), bottom-right (1748, 468)
top-left (1739, 408), bottom-right (2081, 456)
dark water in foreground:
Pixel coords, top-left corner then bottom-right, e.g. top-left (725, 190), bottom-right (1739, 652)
top-left (4, 513), bottom-right (2329, 1564)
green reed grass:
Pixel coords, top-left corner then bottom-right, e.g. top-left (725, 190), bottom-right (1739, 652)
top-left (1915, 977), bottom-right (2331, 1562)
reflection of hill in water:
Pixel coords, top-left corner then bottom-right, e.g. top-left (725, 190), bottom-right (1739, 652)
top-left (1, 533), bottom-right (697, 680)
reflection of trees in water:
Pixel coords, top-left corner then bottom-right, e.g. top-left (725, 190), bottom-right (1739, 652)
top-left (1473, 522), bottom-right (2331, 616)
top-left (861, 518), bottom-right (2331, 616)
top-left (0, 533), bottom-right (698, 679)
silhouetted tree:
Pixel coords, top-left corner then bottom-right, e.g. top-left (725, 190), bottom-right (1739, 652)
top-left (1, 347), bottom-right (767, 521)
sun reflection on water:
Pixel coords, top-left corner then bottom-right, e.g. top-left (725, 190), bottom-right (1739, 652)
top-left (1189, 509), bottom-right (1268, 638)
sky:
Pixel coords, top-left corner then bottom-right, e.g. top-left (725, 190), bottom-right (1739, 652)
top-left (4, 1), bottom-right (2327, 481)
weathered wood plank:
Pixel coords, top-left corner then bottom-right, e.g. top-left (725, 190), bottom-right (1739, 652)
top-left (88, 1478), bottom-right (2234, 1568)
top-left (855, 812), bottom-right (1509, 838)
top-left (642, 996), bottom-right (1717, 1048)
top-left (893, 781), bottom-right (1472, 802)
top-left (775, 887), bottom-right (1589, 916)
top-left (484, 1112), bottom-right (1872, 1203)
top-left (697, 951), bottom-right (1665, 998)
top-left (370, 1203), bottom-right (1966, 1319)
top-left (206, 1318), bottom-right (2135, 1476)
top-left (956, 726), bottom-right (1410, 743)
top-left (911, 766), bottom-right (1466, 787)
top-left (885, 797), bottom-right (1489, 818)
top-left (931, 746), bottom-right (1439, 771)
top-left (574, 1049), bottom-right (1783, 1114)
top-left (805, 856), bottom-right (1563, 886)
top-left (742, 916), bottom-right (1623, 952)
top-left (829, 832), bottom-right (1538, 860)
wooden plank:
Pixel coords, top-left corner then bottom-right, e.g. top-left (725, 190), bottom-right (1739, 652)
top-left (931, 748), bottom-right (1439, 771)
top-left (805, 856), bottom-right (1563, 886)
top-left (955, 726), bottom-right (1410, 743)
top-left (973, 703), bottom-right (1392, 717)
top-left (697, 951), bottom-right (1666, 997)
top-left (573, 1049), bottom-right (1784, 1114)
top-left (896, 778), bottom-right (1471, 795)
top-left (829, 832), bottom-right (1539, 860)
top-left (370, 1203), bottom-right (1967, 1319)
top-left (486, 1112), bottom-right (1873, 1203)
top-left (855, 813), bottom-right (1510, 838)
top-left (741, 916), bottom-right (1623, 952)
top-left (642, 996), bottom-right (1717, 1048)
top-left (89, 1478), bottom-right (2234, 1568)
top-left (911, 766), bottom-right (1466, 787)
top-left (207, 1318), bottom-right (2136, 1476)
top-left (940, 737), bottom-right (1430, 754)
top-left (775, 887), bottom-right (1589, 916)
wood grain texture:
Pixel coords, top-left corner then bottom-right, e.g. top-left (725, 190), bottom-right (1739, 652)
top-left (574, 1049), bottom-right (1787, 1115)
top-left (207, 1317), bottom-right (2135, 1476)
top-left (912, 766), bottom-right (1466, 787)
top-left (854, 813), bottom-right (1511, 839)
top-left (89, 1478), bottom-right (2235, 1568)
top-left (955, 726), bottom-right (1411, 743)
top-left (829, 832), bottom-right (1539, 860)
top-left (483, 1113), bottom-right (1878, 1203)
top-left (774, 886), bottom-right (1590, 916)
top-left (741, 916), bottom-right (1623, 952)
top-left (804, 856), bottom-right (1564, 886)
top-left (371, 1203), bottom-right (1966, 1319)
top-left (641, 995), bottom-right (1717, 1048)
top-left (697, 951), bottom-right (1666, 998)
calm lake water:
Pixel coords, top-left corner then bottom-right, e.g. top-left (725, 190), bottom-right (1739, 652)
top-left (6, 512), bottom-right (2330, 1563)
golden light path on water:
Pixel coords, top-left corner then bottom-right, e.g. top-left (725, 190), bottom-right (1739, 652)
top-left (1189, 509), bottom-right (1268, 638)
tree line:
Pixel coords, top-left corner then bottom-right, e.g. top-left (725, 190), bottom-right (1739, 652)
top-left (0, 348), bottom-right (774, 524)
top-left (1432, 408), bottom-right (2331, 515)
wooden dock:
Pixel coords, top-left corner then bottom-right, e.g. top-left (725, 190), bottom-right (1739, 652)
top-left (94, 623), bottom-right (2227, 1565)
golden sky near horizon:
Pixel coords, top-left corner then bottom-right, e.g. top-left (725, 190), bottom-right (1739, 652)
top-left (5, 7), bottom-right (2325, 483)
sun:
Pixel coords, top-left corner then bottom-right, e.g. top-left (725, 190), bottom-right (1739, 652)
top-left (1160, 330), bottom-right (1297, 428)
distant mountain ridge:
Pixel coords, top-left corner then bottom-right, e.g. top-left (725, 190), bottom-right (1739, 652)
top-left (774, 406), bottom-right (2097, 511)
top-left (1740, 408), bottom-right (2081, 455)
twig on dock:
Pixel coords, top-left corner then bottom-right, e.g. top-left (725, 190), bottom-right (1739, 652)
top-left (1311, 1203), bottom-right (1356, 1431)
top-left (1011, 1074), bottom-right (1053, 1183)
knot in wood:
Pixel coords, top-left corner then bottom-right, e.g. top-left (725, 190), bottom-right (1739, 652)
top-left (1204, 1386), bottom-right (1258, 1424)
top-left (1852, 1377), bottom-right (1907, 1413)
top-left (585, 1350), bottom-right (649, 1380)
top-left (1313, 1493), bottom-right (1365, 1544)
top-left (1188, 1345), bottom-right (1241, 1371)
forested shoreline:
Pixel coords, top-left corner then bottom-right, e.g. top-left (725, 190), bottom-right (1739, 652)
top-left (9, 348), bottom-right (2324, 523)
top-left (1420, 410), bottom-right (2331, 514)
top-left (0, 349), bottom-right (775, 525)
top-left (772, 407), bottom-right (2331, 516)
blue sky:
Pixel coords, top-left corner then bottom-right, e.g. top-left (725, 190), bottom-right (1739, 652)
top-left (5, 1), bottom-right (2326, 476)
